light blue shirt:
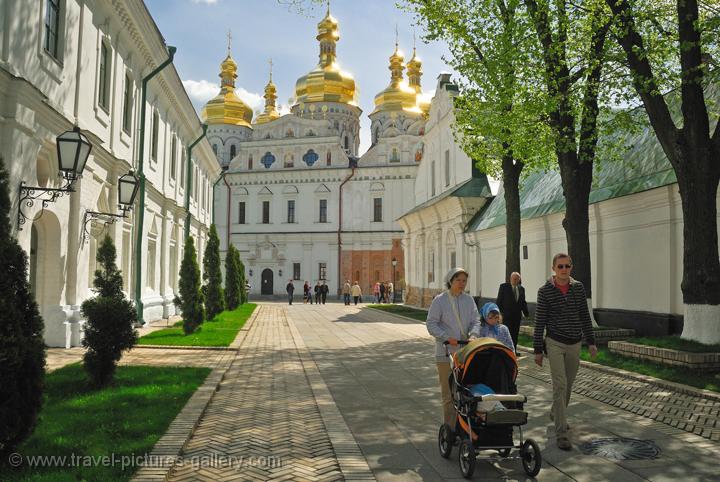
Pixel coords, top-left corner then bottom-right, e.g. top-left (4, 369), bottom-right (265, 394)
top-left (479, 323), bottom-right (515, 352)
top-left (426, 291), bottom-right (482, 360)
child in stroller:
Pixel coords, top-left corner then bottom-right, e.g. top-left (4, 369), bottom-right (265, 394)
top-left (438, 338), bottom-right (542, 478)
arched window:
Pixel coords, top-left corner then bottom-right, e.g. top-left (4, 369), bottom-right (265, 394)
top-left (248, 154), bottom-right (253, 170)
top-left (230, 145), bottom-right (236, 159)
top-left (326, 150), bottom-right (332, 166)
top-left (391, 148), bottom-right (400, 162)
top-left (344, 136), bottom-right (349, 151)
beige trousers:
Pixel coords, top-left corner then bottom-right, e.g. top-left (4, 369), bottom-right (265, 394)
top-left (436, 361), bottom-right (455, 427)
top-left (545, 337), bottom-right (581, 437)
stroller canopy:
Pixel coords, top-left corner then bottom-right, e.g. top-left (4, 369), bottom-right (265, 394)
top-left (453, 338), bottom-right (518, 391)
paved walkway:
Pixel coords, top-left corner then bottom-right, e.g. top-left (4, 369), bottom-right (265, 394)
top-left (49, 303), bottom-right (720, 480)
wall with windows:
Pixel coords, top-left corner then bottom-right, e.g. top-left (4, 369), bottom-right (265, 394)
top-left (0, 0), bottom-right (218, 345)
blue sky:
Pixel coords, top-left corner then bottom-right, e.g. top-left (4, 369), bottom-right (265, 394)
top-left (144, 0), bottom-right (451, 153)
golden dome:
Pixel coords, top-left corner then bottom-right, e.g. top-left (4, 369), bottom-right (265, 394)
top-left (255, 60), bottom-right (281, 125)
top-left (372, 44), bottom-right (422, 115)
top-left (201, 53), bottom-right (253, 127)
top-left (293, 7), bottom-right (358, 106)
top-left (407, 47), bottom-right (423, 93)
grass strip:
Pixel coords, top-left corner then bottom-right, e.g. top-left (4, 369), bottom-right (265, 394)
top-left (2, 364), bottom-right (210, 481)
top-left (138, 303), bottom-right (256, 347)
top-left (517, 334), bottom-right (719, 393)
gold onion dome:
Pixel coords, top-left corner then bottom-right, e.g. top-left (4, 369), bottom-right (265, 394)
top-left (293, 6), bottom-right (358, 106)
top-left (201, 52), bottom-right (253, 127)
top-left (407, 47), bottom-right (430, 115)
top-left (372, 43), bottom-right (422, 115)
top-left (255, 60), bottom-right (281, 125)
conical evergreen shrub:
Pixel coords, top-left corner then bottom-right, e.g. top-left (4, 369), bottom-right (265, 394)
top-left (237, 252), bottom-right (247, 305)
top-left (224, 244), bottom-right (240, 311)
top-left (178, 236), bottom-right (204, 334)
top-left (203, 224), bottom-right (224, 320)
top-left (81, 234), bottom-right (138, 386)
top-left (0, 158), bottom-right (46, 454)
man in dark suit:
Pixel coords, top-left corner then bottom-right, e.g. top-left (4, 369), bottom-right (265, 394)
top-left (496, 272), bottom-right (529, 353)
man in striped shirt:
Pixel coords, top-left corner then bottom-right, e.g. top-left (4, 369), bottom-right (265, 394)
top-left (534, 253), bottom-right (598, 451)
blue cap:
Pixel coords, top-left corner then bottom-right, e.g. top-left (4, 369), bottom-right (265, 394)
top-left (481, 302), bottom-right (500, 321)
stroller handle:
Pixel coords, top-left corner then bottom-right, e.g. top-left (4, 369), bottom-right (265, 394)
top-left (443, 340), bottom-right (470, 346)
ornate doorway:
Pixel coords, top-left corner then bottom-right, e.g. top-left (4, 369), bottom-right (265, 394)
top-left (261, 268), bottom-right (274, 295)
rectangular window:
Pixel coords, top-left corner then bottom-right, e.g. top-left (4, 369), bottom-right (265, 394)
top-left (319, 262), bottom-right (327, 280)
top-left (170, 135), bottom-right (177, 179)
top-left (293, 263), bottom-right (301, 280)
top-left (373, 197), bottom-right (382, 222)
top-left (444, 149), bottom-right (450, 186)
top-left (287, 199), bottom-right (295, 223)
top-left (450, 251), bottom-right (456, 269)
top-left (238, 201), bottom-right (246, 224)
top-left (262, 201), bottom-right (270, 224)
top-left (122, 74), bottom-right (133, 133)
top-left (319, 199), bottom-right (327, 223)
top-left (523, 245), bottom-right (529, 260)
top-left (151, 110), bottom-right (159, 161)
top-left (44, 0), bottom-right (60, 59)
top-left (431, 161), bottom-right (436, 196)
top-left (98, 42), bottom-right (110, 111)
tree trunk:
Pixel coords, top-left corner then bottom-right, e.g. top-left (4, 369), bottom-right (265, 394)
top-left (559, 152), bottom-right (594, 299)
top-left (502, 154), bottom-right (522, 281)
top-left (675, 149), bottom-right (720, 342)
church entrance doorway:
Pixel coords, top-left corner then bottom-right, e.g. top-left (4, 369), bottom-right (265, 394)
top-left (261, 268), bottom-right (274, 295)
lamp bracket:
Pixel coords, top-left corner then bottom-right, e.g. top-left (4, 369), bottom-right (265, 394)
top-left (17, 180), bottom-right (75, 230)
top-left (81, 209), bottom-right (129, 245)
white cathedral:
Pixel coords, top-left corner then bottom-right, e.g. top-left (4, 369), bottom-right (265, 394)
top-left (208, 8), bottom-right (480, 298)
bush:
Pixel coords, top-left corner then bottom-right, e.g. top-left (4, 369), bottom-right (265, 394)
top-left (203, 224), bottom-right (224, 320)
top-left (224, 244), bottom-right (241, 310)
top-left (238, 255), bottom-right (248, 305)
top-left (81, 235), bottom-right (138, 386)
top-left (178, 236), bottom-right (204, 334)
top-left (0, 158), bottom-right (46, 454)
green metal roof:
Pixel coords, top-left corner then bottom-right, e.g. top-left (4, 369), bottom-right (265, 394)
top-left (400, 175), bottom-right (492, 218)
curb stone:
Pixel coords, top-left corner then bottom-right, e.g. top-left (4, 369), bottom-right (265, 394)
top-left (130, 306), bottom-right (260, 482)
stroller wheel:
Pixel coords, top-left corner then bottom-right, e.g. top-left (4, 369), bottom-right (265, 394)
top-left (521, 439), bottom-right (542, 477)
top-left (458, 439), bottom-right (476, 478)
top-left (438, 424), bottom-right (453, 459)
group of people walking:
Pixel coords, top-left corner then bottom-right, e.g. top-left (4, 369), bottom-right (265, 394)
top-left (426, 253), bottom-right (597, 451)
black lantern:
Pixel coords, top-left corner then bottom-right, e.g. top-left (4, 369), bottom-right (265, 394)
top-left (118, 170), bottom-right (140, 211)
top-left (81, 170), bottom-right (139, 245)
top-left (56, 126), bottom-right (92, 182)
top-left (17, 126), bottom-right (93, 230)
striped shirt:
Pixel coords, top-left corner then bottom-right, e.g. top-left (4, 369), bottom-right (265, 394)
top-left (533, 277), bottom-right (595, 354)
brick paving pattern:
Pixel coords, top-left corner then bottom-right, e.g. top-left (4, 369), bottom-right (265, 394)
top-left (521, 361), bottom-right (720, 442)
top-left (167, 306), bottom-right (349, 481)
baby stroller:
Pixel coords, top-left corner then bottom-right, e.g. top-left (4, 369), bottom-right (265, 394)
top-left (438, 338), bottom-right (541, 478)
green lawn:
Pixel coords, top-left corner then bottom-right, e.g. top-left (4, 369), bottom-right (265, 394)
top-left (517, 334), bottom-right (720, 393)
top-left (137, 304), bottom-right (256, 347)
top-left (366, 304), bottom-right (428, 322)
top-left (627, 336), bottom-right (720, 353)
top-left (2, 364), bottom-right (210, 481)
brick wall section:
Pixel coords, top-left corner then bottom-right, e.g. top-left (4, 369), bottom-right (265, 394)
top-left (406, 285), bottom-right (443, 308)
top-left (340, 239), bottom-right (403, 296)
top-left (609, 341), bottom-right (720, 370)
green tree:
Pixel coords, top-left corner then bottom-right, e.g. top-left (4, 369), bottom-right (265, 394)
top-left (178, 236), bottom-right (205, 334)
top-left (224, 244), bottom-right (241, 310)
top-left (203, 224), bottom-right (224, 320)
top-left (605, 0), bottom-right (720, 342)
top-left (81, 234), bottom-right (138, 386)
top-left (238, 254), bottom-right (248, 305)
top-left (407, 0), bottom-right (554, 279)
top-left (0, 159), bottom-right (45, 454)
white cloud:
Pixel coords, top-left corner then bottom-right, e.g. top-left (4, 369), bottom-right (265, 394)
top-left (182, 79), bottom-right (264, 114)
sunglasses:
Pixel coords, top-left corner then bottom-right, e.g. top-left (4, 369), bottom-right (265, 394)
top-left (556, 264), bottom-right (572, 269)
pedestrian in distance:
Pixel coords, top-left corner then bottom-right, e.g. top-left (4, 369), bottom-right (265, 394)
top-left (373, 282), bottom-right (380, 303)
top-left (343, 280), bottom-right (351, 305)
top-left (388, 281), bottom-right (394, 303)
top-left (314, 281), bottom-right (321, 304)
top-left (426, 267), bottom-right (482, 429)
top-left (478, 302), bottom-right (515, 352)
top-left (286, 279), bottom-right (295, 305)
top-left (379, 282), bottom-right (387, 303)
top-left (351, 281), bottom-right (362, 305)
top-left (496, 272), bottom-right (530, 355)
top-left (320, 281), bottom-right (329, 304)
top-left (534, 253), bottom-right (598, 451)
top-left (303, 281), bottom-right (310, 304)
